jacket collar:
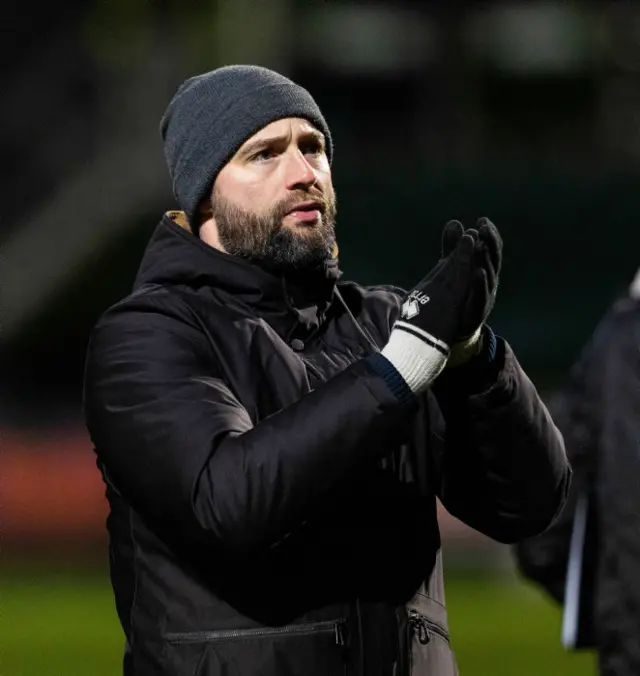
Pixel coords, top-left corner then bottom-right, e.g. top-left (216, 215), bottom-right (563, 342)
top-left (133, 212), bottom-right (341, 341)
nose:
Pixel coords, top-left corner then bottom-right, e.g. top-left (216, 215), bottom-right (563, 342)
top-left (284, 148), bottom-right (319, 190)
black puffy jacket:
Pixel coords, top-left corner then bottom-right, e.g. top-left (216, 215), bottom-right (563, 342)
top-left (83, 211), bottom-right (570, 676)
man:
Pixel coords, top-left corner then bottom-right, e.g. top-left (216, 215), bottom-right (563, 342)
top-left (514, 268), bottom-right (640, 676)
top-left (83, 65), bottom-right (570, 676)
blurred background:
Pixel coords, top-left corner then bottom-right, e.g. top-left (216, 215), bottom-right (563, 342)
top-left (6, 0), bottom-right (640, 673)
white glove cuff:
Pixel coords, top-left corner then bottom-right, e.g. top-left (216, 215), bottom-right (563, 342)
top-left (381, 326), bottom-right (449, 394)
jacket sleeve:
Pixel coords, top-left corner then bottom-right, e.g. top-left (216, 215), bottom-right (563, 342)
top-left (429, 337), bottom-right (572, 544)
top-left (83, 299), bottom-right (415, 555)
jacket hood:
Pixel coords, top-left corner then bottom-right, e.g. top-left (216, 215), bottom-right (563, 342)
top-left (133, 211), bottom-right (341, 340)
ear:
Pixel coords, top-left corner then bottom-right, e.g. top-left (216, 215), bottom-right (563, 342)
top-left (186, 197), bottom-right (214, 236)
top-left (197, 197), bottom-right (213, 220)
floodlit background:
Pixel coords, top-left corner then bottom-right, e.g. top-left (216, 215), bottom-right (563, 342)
top-left (7, 1), bottom-right (640, 673)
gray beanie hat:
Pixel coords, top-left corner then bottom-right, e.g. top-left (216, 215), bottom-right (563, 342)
top-left (160, 65), bottom-right (333, 227)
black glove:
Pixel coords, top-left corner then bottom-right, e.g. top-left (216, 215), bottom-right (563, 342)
top-left (441, 217), bottom-right (502, 341)
top-left (380, 230), bottom-right (480, 393)
top-left (397, 227), bottom-right (479, 348)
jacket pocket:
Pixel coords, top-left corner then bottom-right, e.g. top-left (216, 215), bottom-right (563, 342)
top-left (407, 610), bottom-right (457, 676)
top-left (163, 619), bottom-right (348, 676)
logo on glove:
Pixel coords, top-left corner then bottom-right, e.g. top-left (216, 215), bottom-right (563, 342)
top-left (401, 290), bottom-right (430, 320)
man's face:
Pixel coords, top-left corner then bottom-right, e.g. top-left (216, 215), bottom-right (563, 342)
top-left (206, 117), bottom-right (337, 271)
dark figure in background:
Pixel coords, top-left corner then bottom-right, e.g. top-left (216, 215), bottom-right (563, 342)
top-left (515, 269), bottom-right (640, 676)
top-left (83, 65), bottom-right (570, 676)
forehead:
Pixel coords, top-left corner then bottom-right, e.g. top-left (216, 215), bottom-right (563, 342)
top-left (242, 117), bottom-right (322, 144)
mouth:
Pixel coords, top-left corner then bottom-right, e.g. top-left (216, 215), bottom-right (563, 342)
top-left (284, 201), bottom-right (324, 223)
top-left (286, 201), bottom-right (324, 215)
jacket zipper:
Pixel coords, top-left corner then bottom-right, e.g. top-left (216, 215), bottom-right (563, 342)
top-left (407, 610), bottom-right (450, 645)
top-left (165, 619), bottom-right (347, 645)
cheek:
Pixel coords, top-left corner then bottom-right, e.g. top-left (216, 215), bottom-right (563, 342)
top-left (245, 185), bottom-right (278, 214)
top-left (320, 174), bottom-right (335, 200)
top-left (315, 162), bottom-right (333, 193)
top-left (316, 155), bottom-right (331, 174)
top-left (218, 166), bottom-right (273, 210)
top-left (230, 177), bottom-right (272, 211)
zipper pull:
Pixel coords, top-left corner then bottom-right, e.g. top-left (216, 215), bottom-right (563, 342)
top-left (408, 611), bottom-right (431, 645)
top-left (416, 620), bottom-right (430, 645)
top-left (335, 622), bottom-right (346, 647)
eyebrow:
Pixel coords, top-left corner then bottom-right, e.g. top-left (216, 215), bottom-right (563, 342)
top-left (238, 130), bottom-right (325, 159)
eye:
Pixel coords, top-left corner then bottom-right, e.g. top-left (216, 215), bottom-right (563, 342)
top-left (301, 139), bottom-right (325, 156)
top-left (252, 148), bottom-right (277, 162)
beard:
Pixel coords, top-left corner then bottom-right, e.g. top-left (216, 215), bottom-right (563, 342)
top-left (210, 187), bottom-right (337, 272)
